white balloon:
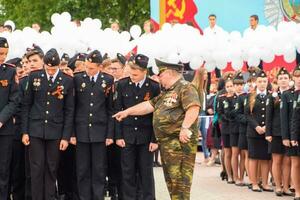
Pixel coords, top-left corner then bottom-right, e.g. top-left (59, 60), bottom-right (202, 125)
top-left (247, 57), bottom-right (260, 67)
top-left (283, 50), bottom-right (296, 63)
top-left (261, 50), bottom-right (275, 63)
top-left (190, 57), bottom-right (204, 70)
top-left (51, 13), bottom-right (60, 26)
top-left (130, 25), bottom-right (142, 40)
top-left (120, 31), bottom-right (131, 42)
top-left (61, 12), bottom-right (72, 22)
top-left (205, 62), bottom-right (216, 72)
top-left (231, 59), bottom-right (244, 70)
top-left (93, 19), bottom-right (102, 29)
top-left (4, 20), bottom-right (15, 31)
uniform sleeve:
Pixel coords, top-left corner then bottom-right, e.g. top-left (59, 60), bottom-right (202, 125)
top-left (114, 82), bottom-right (124, 140)
top-left (235, 96), bottom-right (247, 125)
top-left (180, 84), bottom-right (201, 111)
top-left (149, 93), bottom-right (161, 108)
top-left (150, 83), bottom-right (160, 143)
top-left (265, 95), bottom-right (273, 137)
top-left (280, 92), bottom-right (290, 140)
top-left (106, 79), bottom-right (115, 139)
top-left (0, 69), bottom-right (19, 124)
top-left (291, 97), bottom-right (300, 141)
top-left (62, 78), bottom-right (75, 140)
top-left (21, 75), bottom-right (34, 134)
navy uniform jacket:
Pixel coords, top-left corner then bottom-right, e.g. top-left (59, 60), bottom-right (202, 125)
top-left (280, 89), bottom-right (295, 140)
top-left (266, 92), bottom-right (282, 137)
top-left (245, 93), bottom-right (268, 138)
top-left (74, 71), bottom-right (114, 143)
top-left (21, 69), bottom-right (74, 140)
top-left (217, 94), bottom-right (237, 135)
top-left (14, 76), bottom-right (28, 139)
top-left (0, 63), bottom-right (19, 136)
top-left (234, 93), bottom-right (248, 135)
top-left (115, 77), bottom-right (160, 144)
top-left (291, 90), bottom-right (300, 142)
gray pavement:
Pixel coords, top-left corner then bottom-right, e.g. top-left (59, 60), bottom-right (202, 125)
top-left (154, 153), bottom-right (293, 200)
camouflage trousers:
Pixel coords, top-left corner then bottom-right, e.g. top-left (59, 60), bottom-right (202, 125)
top-left (159, 138), bottom-right (197, 200)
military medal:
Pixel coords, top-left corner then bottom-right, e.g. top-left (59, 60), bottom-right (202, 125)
top-left (52, 85), bottom-right (64, 100)
top-left (0, 80), bottom-right (8, 87)
top-left (81, 82), bottom-right (86, 88)
top-left (144, 92), bottom-right (150, 101)
top-left (102, 80), bottom-right (106, 88)
top-left (224, 101), bottom-right (228, 109)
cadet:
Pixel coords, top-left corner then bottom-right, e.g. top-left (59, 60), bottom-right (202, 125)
top-left (21, 48), bottom-right (74, 200)
top-left (290, 65), bottom-right (300, 200)
top-left (265, 67), bottom-right (292, 196)
top-left (0, 37), bottom-right (19, 200)
top-left (217, 73), bottom-right (236, 184)
top-left (74, 50), bottom-right (114, 200)
top-left (113, 59), bottom-right (200, 200)
top-left (114, 54), bottom-right (160, 200)
top-left (245, 70), bottom-right (272, 192)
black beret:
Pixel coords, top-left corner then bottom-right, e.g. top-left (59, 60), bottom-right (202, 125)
top-left (6, 57), bottom-right (22, 68)
top-left (117, 53), bottom-right (127, 66)
top-left (155, 58), bottom-right (183, 75)
top-left (233, 72), bottom-right (244, 84)
top-left (257, 70), bottom-right (267, 78)
top-left (86, 50), bottom-right (102, 64)
top-left (0, 37), bottom-right (9, 48)
top-left (277, 67), bottom-right (289, 77)
top-left (43, 48), bottom-right (60, 67)
top-left (26, 44), bottom-right (44, 57)
top-left (131, 54), bottom-right (149, 69)
top-left (61, 53), bottom-right (70, 62)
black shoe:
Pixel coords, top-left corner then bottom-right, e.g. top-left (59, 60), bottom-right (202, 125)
top-left (252, 187), bottom-right (262, 192)
top-left (262, 187), bottom-right (274, 192)
top-left (153, 162), bottom-right (158, 167)
top-left (156, 162), bottom-right (162, 167)
top-left (220, 171), bottom-right (228, 181)
top-left (290, 188), bottom-right (296, 193)
top-left (235, 182), bottom-right (246, 187)
top-left (227, 180), bottom-right (235, 184)
top-left (248, 184), bottom-right (252, 190)
top-left (283, 191), bottom-right (294, 196)
top-left (275, 191), bottom-right (283, 196)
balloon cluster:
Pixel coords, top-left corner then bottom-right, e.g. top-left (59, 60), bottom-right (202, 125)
top-left (1, 12), bottom-right (300, 73)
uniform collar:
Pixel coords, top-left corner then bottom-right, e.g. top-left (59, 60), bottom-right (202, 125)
top-left (135, 76), bottom-right (146, 88)
top-left (89, 72), bottom-right (99, 82)
top-left (256, 89), bottom-right (267, 96)
top-left (46, 69), bottom-right (59, 81)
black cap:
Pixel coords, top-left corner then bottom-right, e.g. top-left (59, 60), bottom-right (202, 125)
top-left (103, 53), bottom-right (109, 60)
top-left (86, 50), bottom-right (102, 64)
top-left (225, 73), bottom-right (234, 81)
top-left (43, 48), bottom-right (60, 67)
top-left (277, 67), bottom-right (289, 77)
top-left (233, 72), bottom-right (244, 84)
top-left (6, 57), bottom-right (22, 68)
top-left (257, 70), bottom-right (267, 78)
top-left (117, 53), bottom-right (127, 66)
top-left (67, 53), bottom-right (86, 71)
top-left (0, 37), bottom-right (9, 48)
top-left (26, 44), bottom-right (44, 57)
top-left (155, 58), bottom-right (183, 74)
top-left (293, 64), bottom-right (300, 74)
top-left (131, 54), bottom-right (149, 69)
top-left (61, 53), bottom-right (70, 62)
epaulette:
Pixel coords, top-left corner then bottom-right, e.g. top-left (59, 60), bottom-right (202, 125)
top-left (19, 75), bottom-right (28, 81)
top-left (29, 69), bottom-right (43, 74)
top-left (101, 72), bottom-right (114, 80)
top-left (149, 77), bottom-right (159, 84)
top-left (62, 71), bottom-right (73, 78)
top-left (73, 71), bottom-right (84, 75)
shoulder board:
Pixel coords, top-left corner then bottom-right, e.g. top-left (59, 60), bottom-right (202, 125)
top-left (19, 75), bottom-right (28, 81)
top-left (30, 69), bottom-right (43, 73)
top-left (118, 76), bottom-right (130, 82)
top-left (101, 72), bottom-right (114, 78)
top-left (62, 71), bottom-right (73, 78)
top-left (149, 77), bottom-right (159, 84)
top-left (74, 71), bottom-right (84, 74)
top-left (3, 63), bottom-right (16, 68)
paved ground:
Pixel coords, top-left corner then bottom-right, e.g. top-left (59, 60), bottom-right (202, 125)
top-left (154, 153), bottom-right (292, 200)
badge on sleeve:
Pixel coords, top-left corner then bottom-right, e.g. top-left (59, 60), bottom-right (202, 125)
top-left (280, 101), bottom-right (283, 109)
top-left (294, 101), bottom-right (297, 108)
top-left (266, 98), bottom-right (269, 106)
top-left (235, 102), bottom-right (239, 110)
top-left (244, 99), bottom-right (247, 106)
top-left (223, 100), bottom-right (228, 109)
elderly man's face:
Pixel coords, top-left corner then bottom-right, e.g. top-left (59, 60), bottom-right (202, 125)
top-left (158, 70), bottom-right (174, 89)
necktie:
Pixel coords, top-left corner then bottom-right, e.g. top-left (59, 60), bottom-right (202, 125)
top-left (91, 76), bottom-right (95, 86)
top-left (49, 76), bottom-right (53, 84)
top-left (260, 93), bottom-right (265, 99)
top-left (136, 83), bottom-right (140, 91)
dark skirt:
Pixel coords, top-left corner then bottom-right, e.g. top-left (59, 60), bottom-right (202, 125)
top-left (248, 137), bottom-right (271, 160)
top-left (285, 146), bottom-right (300, 157)
top-left (222, 134), bottom-right (231, 148)
top-left (238, 133), bottom-right (248, 150)
top-left (230, 134), bottom-right (239, 147)
top-left (268, 136), bottom-right (285, 154)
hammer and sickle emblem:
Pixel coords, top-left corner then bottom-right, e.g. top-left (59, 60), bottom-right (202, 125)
top-left (166, 0), bottom-right (186, 20)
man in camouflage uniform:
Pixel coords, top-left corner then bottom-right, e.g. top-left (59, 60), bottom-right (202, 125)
top-left (113, 59), bottom-right (200, 200)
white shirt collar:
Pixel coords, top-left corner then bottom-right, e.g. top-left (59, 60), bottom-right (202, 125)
top-left (90, 72), bottom-right (99, 82)
top-left (256, 89), bottom-right (267, 96)
top-left (136, 76), bottom-right (146, 88)
top-left (46, 69), bottom-right (59, 81)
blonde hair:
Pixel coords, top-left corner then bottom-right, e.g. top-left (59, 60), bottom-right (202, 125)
top-left (192, 68), bottom-right (207, 107)
top-left (128, 61), bottom-right (147, 71)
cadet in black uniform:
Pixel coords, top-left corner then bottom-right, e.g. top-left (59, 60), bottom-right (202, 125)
top-left (21, 48), bottom-right (74, 200)
top-left (290, 65), bottom-right (300, 200)
top-left (245, 70), bottom-right (272, 192)
top-left (265, 67), bottom-right (293, 196)
top-left (115, 54), bottom-right (160, 200)
top-left (0, 37), bottom-right (19, 200)
top-left (217, 73), bottom-right (236, 184)
top-left (232, 72), bottom-right (246, 186)
top-left (74, 50), bottom-right (114, 200)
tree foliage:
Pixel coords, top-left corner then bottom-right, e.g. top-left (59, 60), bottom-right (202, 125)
top-left (0, 0), bottom-right (150, 31)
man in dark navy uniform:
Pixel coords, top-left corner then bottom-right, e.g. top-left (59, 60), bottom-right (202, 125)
top-left (0, 37), bottom-right (19, 200)
top-left (115, 54), bottom-right (160, 200)
top-left (74, 50), bottom-right (114, 200)
top-left (21, 48), bottom-right (74, 200)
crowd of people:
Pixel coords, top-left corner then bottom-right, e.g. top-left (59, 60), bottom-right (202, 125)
top-left (0, 12), bottom-right (298, 200)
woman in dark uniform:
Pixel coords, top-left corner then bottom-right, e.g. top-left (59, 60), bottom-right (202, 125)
top-left (290, 65), bottom-right (300, 200)
top-left (245, 70), bottom-right (272, 192)
top-left (265, 67), bottom-right (292, 196)
top-left (217, 73), bottom-right (236, 184)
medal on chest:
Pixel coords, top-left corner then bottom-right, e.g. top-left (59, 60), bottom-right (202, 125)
top-left (164, 92), bottom-right (178, 107)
